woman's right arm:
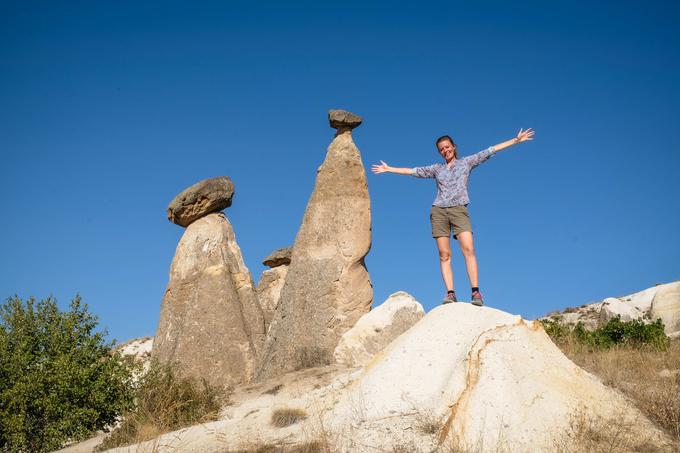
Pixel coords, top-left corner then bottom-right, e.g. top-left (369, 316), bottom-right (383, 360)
top-left (371, 161), bottom-right (414, 175)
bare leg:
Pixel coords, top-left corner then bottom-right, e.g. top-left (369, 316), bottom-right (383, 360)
top-left (435, 236), bottom-right (454, 291)
top-left (457, 231), bottom-right (478, 288)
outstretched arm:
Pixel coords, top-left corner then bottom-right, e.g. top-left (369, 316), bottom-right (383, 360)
top-left (491, 128), bottom-right (535, 153)
top-left (371, 161), bottom-right (414, 175)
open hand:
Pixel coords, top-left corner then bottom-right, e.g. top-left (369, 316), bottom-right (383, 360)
top-left (371, 160), bottom-right (390, 174)
top-left (516, 128), bottom-right (535, 143)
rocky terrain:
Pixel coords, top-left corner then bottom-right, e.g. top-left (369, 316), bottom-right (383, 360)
top-left (57, 110), bottom-right (680, 452)
top-left (544, 280), bottom-right (680, 338)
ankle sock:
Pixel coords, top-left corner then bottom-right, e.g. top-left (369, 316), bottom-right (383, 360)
top-left (471, 287), bottom-right (480, 294)
top-left (447, 290), bottom-right (455, 294)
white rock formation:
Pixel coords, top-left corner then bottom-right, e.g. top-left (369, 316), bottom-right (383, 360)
top-left (334, 291), bottom-right (424, 367)
top-left (97, 301), bottom-right (671, 453)
top-left (599, 297), bottom-right (646, 323)
top-left (327, 304), bottom-right (669, 452)
top-left (545, 281), bottom-right (680, 337)
top-left (651, 281), bottom-right (680, 338)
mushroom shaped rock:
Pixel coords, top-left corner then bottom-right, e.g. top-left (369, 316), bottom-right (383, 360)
top-left (153, 212), bottom-right (265, 387)
top-left (328, 109), bottom-right (362, 132)
top-left (255, 111), bottom-right (372, 381)
top-left (167, 176), bottom-right (234, 227)
top-left (334, 291), bottom-right (424, 367)
top-left (326, 303), bottom-right (670, 452)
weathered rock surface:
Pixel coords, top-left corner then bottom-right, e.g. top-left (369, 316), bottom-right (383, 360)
top-left (651, 281), bottom-right (680, 337)
top-left (97, 301), bottom-right (671, 453)
top-left (262, 247), bottom-right (292, 268)
top-left (328, 109), bottom-right (362, 131)
top-left (544, 281), bottom-right (680, 337)
top-left (334, 291), bottom-right (424, 367)
top-left (167, 176), bottom-right (234, 227)
top-left (256, 266), bottom-right (288, 331)
top-left (254, 111), bottom-right (372, 380)
top-left (153, 212), bottom-right (265, 387)
top-left (598, 296), bottom-right (645, 323)
top-left (327, 304), bottom-right (670, 452)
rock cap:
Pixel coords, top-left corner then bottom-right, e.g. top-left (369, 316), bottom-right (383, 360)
top-left (328, 109), bottom-right (362, 131)
top-left (167, 176), bottom-right (234, 228)
top-left (262, 247), bottom-right (292, 268)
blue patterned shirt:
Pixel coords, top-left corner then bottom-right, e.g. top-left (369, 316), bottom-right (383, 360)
top-left (412, 147), bottom-right (496, 207)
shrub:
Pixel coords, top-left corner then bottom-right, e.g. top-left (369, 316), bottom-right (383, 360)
top-left (541, 315), bottom-right (669, 350)
top-left (0, 295), bottom-right (134, 452)
top-left (98, 361), bottom-right (225, 449)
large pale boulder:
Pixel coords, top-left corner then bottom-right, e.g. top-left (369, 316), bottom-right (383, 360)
top-left (651, 281), bottom-right (680, 337)
top-left (153, 212), bottom-right (265, 387)
top-left (334, 291), bottom-right (424, 367)
top-left (167, 176), bottom-right (234, 227)
top-left (598, 297), bottom-right (645, 323)
top-left (327, 304), bottom-right (669, 452)
top-left (254, 110), bottom-right (372, 380)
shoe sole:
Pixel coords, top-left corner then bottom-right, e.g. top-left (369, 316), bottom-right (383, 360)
top-left (471, 300), bottom-right (483, 307)
top-left (442, 299), bottom-right (457, 304)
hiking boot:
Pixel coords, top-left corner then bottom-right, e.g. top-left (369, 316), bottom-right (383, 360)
top-left (471, 290), bottom-right (484, 306)
top-left (442, 292), bottom-right (457, 304)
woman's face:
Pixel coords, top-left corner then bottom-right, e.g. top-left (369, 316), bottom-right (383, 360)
top-left (437, 139), bottom-right (456, 162)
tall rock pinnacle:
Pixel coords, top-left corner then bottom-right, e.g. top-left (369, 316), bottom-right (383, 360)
top-left (153, 178), bottom-right (265, 388)
top-left (254, 110), bottom-right (373, 380)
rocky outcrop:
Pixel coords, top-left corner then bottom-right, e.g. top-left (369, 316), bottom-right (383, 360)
top-left (544, 281), bottom-right (680, 337)
top-left (254, 110), bottom-right (372, 380)
top-left (327, 304), bottom-right (670, 451)
top-left (99, 301), bottom-right (671, 453)
top-left (262, 247), bottom-right (292, 268)
top-left (334, 291), bottom-right (424, 367)
top-left (651, 281), bottom-right (680, 338)
top-left (153, 212), bottom-right (265, 388)
top-left (167, 176), bottom-right (234, 227)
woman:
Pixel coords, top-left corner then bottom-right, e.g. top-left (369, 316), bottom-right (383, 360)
top-left (371, 128), bottom-right (534, 306)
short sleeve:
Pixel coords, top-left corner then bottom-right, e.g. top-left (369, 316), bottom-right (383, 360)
top-left (466, 146), bottom-right (496, 169)
top-left (412, 164), bottom-right (439, 178)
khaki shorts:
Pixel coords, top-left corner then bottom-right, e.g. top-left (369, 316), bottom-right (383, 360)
top-left (430, 205), bottom-right (472, 239)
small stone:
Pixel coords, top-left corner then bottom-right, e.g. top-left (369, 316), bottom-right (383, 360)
top-left (167, 176), bottom-right (234, 228)
top-left (328, 109), bottom-right (362, 131)
top-left (262, 247), bottom-right (292, 268)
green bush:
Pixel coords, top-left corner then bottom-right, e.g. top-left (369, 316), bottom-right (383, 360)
top-left (541, 315), bottom-right (669, 350)
top-left (0, 295), bottom-right (135, 452)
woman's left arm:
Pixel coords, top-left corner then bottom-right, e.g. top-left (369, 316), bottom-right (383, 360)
top-left (492, 128), bottom-right (535, 153)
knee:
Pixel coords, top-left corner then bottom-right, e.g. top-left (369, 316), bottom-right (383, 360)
top-left (438, 250), bottom-right (451, 262)
top-left (461, 244), bottom-right (475, 258)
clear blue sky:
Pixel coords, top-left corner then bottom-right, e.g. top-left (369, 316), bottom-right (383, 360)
top-left (2, 1), bottom-right (679, 342)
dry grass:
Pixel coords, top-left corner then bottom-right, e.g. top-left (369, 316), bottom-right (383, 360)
top-left (293, 346), bottom-right (332, 370)
top-left (270, 407), bottom-right (308, 428)
top-left (413, 411), bottom-right (442, 435)
top-left (556, 338), bottom-right (680, 442)
top-left (552, 410), bottom-right (672, 453)
top-left (233, 440), bottom-right (330, 453)
top-left (97, 362), bottom-right (227, 450)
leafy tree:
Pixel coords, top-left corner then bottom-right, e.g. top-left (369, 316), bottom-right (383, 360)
top-left (0, 295), bottom-right (134, 452)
